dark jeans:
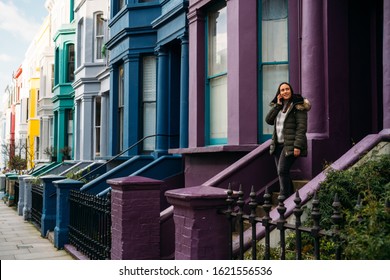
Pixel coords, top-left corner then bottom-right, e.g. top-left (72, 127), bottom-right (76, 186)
top-left (273, 144), bottom-right (296, 197)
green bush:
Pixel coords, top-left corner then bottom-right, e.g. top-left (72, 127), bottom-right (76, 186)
top-left (316, 154), bottom-right (390, 259)
top-left (342, 186), bottom-right (390, 259)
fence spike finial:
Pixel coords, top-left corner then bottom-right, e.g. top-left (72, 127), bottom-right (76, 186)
top-left (237, 184), bottom-right (244, 211)
top-left (226, 183), bottom-right (234, 214)
top-left (311, 191), bottom-right (321, 230)
top-left (293, 190), bottom-right (303, 221)
top-left (331, 193), bottom-right (342, 225)
top-left (249, 186), bottom-right (257, 218)
top-left (262, 187), bottom-right (272, 218)
top-left (249, 186), bottom-right (257, 211)
top-left (249, 185), bottom-right (258, 260)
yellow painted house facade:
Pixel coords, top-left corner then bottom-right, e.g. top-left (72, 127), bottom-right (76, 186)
top-left (27, 78), bottom-right (40, 169)
top-left (24, 15), bottom-right (52, 169)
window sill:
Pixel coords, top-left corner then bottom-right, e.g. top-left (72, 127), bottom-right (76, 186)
top-left (169, 144), bottom-right (258, 155)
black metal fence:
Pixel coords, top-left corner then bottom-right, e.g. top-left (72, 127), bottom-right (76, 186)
top-left (225, 185), bottom-right (342, 260)
top-left (68, 190), bottom-right (111, 260)
top-left (14, 181), bottom-right (19, 208)
top-left (31, 183), bottom-right (43, 228)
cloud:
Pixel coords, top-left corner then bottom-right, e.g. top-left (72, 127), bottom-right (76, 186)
top-left (0, 1), bottom-right (41, 42)
top-left (0, 54), bottom-right (12, 62)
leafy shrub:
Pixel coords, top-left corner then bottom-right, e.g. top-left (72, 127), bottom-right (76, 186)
top-left (341, 187), bottom-right (390, 259)
top-left (316, 154), bottom-right (390, 259)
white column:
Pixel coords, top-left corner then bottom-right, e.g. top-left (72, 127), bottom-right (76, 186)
top-left (100, 92), bottom-right (109, 157)
top-left (41, 116), bottom-right (50, 160)
top-left (81, 96), bottom-right (94, 160)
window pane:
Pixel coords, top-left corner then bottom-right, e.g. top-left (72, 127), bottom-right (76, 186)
top-left (208, 6), bottom-right (227, 76)
top-left (96, 14), bottom-right (104, 36)
top-left (262, 0), bottom-right (288, 20)
top-left (262, 64), bottom-right (289, 135)
top-left (95, 14), bottom-right (104, 60)
top-left (49, 117), bottom-right (54, 143)
top-left (118, 65), bottom-right (124, 152)
top-left (207, 3), bottom-right (227, 145)
top-left (143, 103), bottom-right (156, 151)
top-left (55, 49), bottom-right (59, 85)
top-left (143, 56), bottom-right (156, 102)
top-left (35, 137), bottom-right (40, 159)
top-left (262, 0), bottom-right (288, 62)
top-left (210, 75), bottom-right (227, 140)
top-left (95, 127), bottom-right (100, 155)
top-left (96, 37), bottom-right (103, 60)
top-left (142, 56), bottom-right (156, 151)
top-left (118, 65), bottom-right (124, 106)
top-left (95, 97), bottom-right (101, 126)
top-left (119, 109), bottom-right (123, 151)
top-left (67, 44), bottom-right (75, 82)
top-left (51, 64), bottom-right (54, 91)
top-left (95, 97), bottom-right (101, 156)
top-left (67, 110), bottom-right (73, 133)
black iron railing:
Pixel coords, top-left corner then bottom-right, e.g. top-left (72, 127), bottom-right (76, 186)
top-left (79, 134), bottom-right (178, 182)
top-left (31, 183), bottom-right (43, 228)
top-left (14, 181), bottom-right (19, 208)
top-left (225, 185), bottom-right (343, 260)
top-left (68, 190), bottom-right (111, 260)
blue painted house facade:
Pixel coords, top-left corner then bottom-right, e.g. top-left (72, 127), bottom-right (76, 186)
top-left (107, 0), bottom-right (162, 157)
top-left (151, 0), bottom-right (189, 151)
top-left (106, 0), bottom-right (188, 157)
top-left (76, 0), bottom-right (188, 195)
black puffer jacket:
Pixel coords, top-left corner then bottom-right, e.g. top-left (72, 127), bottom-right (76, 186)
top-left (265, 94), bottom-right (311, 157)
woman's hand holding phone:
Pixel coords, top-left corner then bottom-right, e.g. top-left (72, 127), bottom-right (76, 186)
top-left (277, 94), bottom-right (283, 105)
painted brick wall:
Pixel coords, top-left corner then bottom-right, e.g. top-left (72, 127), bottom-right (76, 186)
top-left (109, 176), bottom-right (162, 260)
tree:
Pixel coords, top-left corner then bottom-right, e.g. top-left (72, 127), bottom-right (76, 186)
top-left (1, 139), bottom-right (31, 174)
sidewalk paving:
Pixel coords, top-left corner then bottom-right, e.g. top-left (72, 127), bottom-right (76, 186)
top-left (0, 201), bottom-right (74, 260)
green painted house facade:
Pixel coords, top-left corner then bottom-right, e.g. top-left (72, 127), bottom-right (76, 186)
top-left (52, 24), bottom-right (76, 162)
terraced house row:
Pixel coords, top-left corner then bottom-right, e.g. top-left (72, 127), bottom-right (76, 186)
top-left (0, 0), bottom-right (389, 260)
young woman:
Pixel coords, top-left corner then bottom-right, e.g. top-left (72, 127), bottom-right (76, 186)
top-left (265, 82), bottom-right (311, 197)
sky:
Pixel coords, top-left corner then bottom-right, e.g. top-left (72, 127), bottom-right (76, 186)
top-left (0, 0), bottom-right (47, 94)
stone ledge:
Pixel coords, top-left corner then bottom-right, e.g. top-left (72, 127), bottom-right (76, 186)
top-left (169, 144), bottom-right (258, 155)
top-left (64, 244), bottom-right (88, 260)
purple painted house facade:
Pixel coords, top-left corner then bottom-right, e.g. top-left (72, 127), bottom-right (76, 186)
top-left (169, 0), bottom-right (389, 187)
top-left (161, 0), bottom-right (390, 260)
